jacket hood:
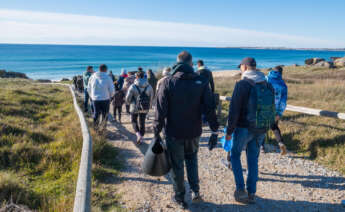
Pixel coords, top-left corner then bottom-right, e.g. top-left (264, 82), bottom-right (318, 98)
top-left (95, 71), bottom-right (110, 79)
top-left (134, 78), bottom-right (149, 88)
top-left (172, 62), bottom-right (197, 80)
top-left (241, 70), bottom-right (266, 83)
top-left (267, 70), bottom-right (282, 80)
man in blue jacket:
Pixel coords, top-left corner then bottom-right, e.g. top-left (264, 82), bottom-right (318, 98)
top-left (266, 66), bottom-right (288, 155)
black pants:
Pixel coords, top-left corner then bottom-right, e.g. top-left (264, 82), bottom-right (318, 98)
top-left (126, 104), bottom-right (130, 113)
top-left (166, 137), bottom-right (200, 201)
top-left (92, 100), bottom-right (110, 125)
top-left (131, 113), bottom-right (147, 136)
top-left (113, 105), bottom-right (122, 121)
top-left (271, 121), bottom-right (283, 144)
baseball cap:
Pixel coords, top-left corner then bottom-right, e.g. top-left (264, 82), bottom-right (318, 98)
top-left (238, 57), bottom-right (257, 68)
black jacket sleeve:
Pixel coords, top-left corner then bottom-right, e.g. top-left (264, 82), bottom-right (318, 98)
top-left (202, 83), bottom-right (219, 132)
top-left (226, 81), bottom-right (246, 135)
top-left (209, 71), bottom-right (215, 93)
top-left (154, 78), bottom-right (169, 136)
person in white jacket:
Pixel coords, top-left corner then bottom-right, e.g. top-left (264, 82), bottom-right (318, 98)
top-left (87, 64), bottom-right (115, 126)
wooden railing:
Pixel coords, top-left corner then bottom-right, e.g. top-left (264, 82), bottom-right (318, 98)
top-left (218, 95), bottom-right (345, 120)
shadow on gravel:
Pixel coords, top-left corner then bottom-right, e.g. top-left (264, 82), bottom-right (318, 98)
top-left (259, 172), bottom-right (345, 190)
top-left (189, 197), bottom-right (344, 212)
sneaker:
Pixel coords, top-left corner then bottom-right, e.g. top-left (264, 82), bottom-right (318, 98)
top-left (172, 196), bottom-right (188, 209)
top-left (191, 191), bottom-right (202, 203)
top-left (234, 189), bottom-right (248, 203)
top-left (279, 143), bottom-right (287, 155)
top-left (248, 193), bottom-right (256, 204)
top-left (136, 132), bottom-right (142, 144)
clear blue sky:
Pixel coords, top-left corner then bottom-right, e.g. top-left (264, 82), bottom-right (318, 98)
top-left (2, 0), bottom-right (345, 47)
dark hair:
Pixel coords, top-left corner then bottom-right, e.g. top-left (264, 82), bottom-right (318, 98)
top-left (87, 66), bottom-right (93, 71)
top-left (274, 65), bottom-right (283, 73)
top-left (197, 60), bottom-right (204, 66)
top-left (177, 51), bottom-right (192, 64)
top-left (138, 67), bottom-right (143, 71)
top-left (99, 64), bottom-right (108, 72)
top-left (136, 71), bottom-right (145, 78)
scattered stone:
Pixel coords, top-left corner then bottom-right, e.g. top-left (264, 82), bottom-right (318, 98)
top-left (305, 58), bottom-right (325, 65)
top-left (330, 57), bottom-right (342, 61)
top-left (334, 58), bottom-right (345, 67)
top-left (314, 61), bottom-right (334, 68)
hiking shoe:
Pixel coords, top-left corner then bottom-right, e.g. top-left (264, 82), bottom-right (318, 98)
top-left (234, 189), bottom-right (248, 203)
top-left (136, 132), bottom-right (142, 144)
top-left (248, 193), bottom-right (256, 204)
top-left (279, 143), bottom-right (287, 155)
top-left (191, 191), bottom-right (202, 203)
top-left (172, 196), bottom-right (188, 209)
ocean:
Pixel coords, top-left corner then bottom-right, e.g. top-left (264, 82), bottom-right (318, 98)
top-left (0, 44), bottom-right (344, 80)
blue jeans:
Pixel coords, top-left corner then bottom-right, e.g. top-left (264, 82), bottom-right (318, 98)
top-left (230, 128), bottom-right (265, 194)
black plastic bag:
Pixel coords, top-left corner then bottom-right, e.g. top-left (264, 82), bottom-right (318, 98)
top-left (142, 137), bottom-right (171, 176)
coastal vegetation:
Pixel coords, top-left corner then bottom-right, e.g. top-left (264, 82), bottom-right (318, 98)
top-left (215, 66), bottom-right (345, 174)
top-left (0, 79), bottom-right (122, 211)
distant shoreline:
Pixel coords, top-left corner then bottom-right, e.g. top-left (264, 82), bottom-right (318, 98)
top-left (0, 43), bottom-right (344, 51)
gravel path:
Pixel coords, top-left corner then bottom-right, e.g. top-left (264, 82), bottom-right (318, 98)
top-left (106, 112), bottom-right (345, 212)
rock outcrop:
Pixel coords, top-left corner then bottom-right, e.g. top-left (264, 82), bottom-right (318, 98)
top-left (314, 61), bottom-right (334, 68)
top-left (305, 58), bottom-right (325, 65)
top-left (334, 57), bottom-right (345, 67)
top-left (0, 70), bottom-right (29, 79)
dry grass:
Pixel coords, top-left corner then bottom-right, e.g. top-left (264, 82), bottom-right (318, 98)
top-left (0, 79), bottom-right (82, 211)
top-left (215, 66), bottom-right (345, 174)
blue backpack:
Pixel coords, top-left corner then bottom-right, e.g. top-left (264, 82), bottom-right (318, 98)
top-left (244, 78), bottom-right (275, 134)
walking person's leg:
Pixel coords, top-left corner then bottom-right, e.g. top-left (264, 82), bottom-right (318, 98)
top-left (230, 128), bottom-right (250, 203)
top-left (117, 106), bottom-right (122, 122)
top-left (113, 103), bottom-right (117, 121)
top-left (246, 134), bottom-right (265, 203)
top-left (184, 137), bottom-right (201, 202)
top-left (93, 100), bottom-right (100, 127)
top-left (84, 89), bottom-right (89, 112)
top-left (139, 113), bottom-right (147, 136)
top-left (131, 113), bottom-right (141, 144)
top-left (271, 121), bottom-right (287, 155)
top-left (166, 137), bottom-right (188, 208)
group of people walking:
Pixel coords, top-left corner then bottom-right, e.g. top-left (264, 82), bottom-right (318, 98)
top-left (82, 50), bottom-right (288, 209)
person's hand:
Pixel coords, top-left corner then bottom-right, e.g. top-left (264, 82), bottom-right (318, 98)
top-left (208, 132), bottom-right (218, 151)
top-left (226, 134), bottom-right (232, 141)
top-left (275, 115), bottom-right (280, 122)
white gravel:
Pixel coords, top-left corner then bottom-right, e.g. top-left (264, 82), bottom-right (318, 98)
top-left (106, 112), bottom-right (345, 212)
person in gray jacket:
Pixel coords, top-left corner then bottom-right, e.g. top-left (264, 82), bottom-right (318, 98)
top-left (126, 71), bottom-right (154, 144)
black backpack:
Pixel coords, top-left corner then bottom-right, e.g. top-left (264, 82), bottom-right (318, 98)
top-left (135, 85), bottom-right (150, 111)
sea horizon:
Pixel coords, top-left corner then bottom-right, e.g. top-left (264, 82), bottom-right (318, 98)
top-left (1, 43), bottom-right (345, 80)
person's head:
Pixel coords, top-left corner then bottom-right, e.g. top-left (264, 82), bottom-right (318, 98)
top-left (197, 60), bottom-right (204, 68)
top-left (87, 66), bottom-right (94, 72)
top-left (138, 67), bottom-right (143, 72)
top-left (99, 64), bottom-right (108, 72)
top-left (238, 57), bottom-right (257, 73)
top-left (177, 51), bottom-right (193, 67)
top-left (109, 71), bottom-right (113, 74)
top-left (162, 67), bottom-right (171, 77)
top-left (136, 71), bottom-right (145, 79)
top-left (273, 65), bottom-right (283, 74)
top-left (121, 68), bottom-right (127, 75)
top-left (147, 69), bottom-right (153, 76)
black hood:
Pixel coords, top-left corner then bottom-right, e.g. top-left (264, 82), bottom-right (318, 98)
top-left (172, 62), bottom-right (197, 80)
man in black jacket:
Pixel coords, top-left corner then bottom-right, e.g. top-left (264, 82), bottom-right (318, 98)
top-left (154, 51), bottom-right (219, 209)
top-left (197, 60), bottom-right (215, 93)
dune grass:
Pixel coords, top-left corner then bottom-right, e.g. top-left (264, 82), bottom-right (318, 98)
top-left (215, 66), bottom-right (345, 174)
top-left (0, 79), bottom-right (82, 211)
top-left (0, 79), bottom-right (123, 211)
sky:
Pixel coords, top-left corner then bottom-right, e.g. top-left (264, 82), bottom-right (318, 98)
top-left (1, 0), bottom-right (345, 48)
